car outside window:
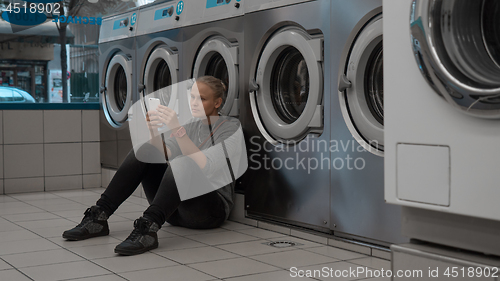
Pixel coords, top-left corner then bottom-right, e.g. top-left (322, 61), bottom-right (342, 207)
top-left (0, 88), bottom-right (26, 102)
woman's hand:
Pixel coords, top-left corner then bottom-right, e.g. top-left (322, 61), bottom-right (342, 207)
top-left (145, 111), bottom-right (163, 133)
top-left (156, 104), bottom-right (180, 130)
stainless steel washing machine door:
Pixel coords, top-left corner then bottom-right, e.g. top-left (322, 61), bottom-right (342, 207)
top-left (103, 52), bottom-right (133, 128)
top-left (142, 45), bottom-right (179, 111)
top-left (250, 27), bottom-right (323, 143)
top-left (411, 0), bottom-right (500, 118)
top-left (193, 36), bottom-right (239, 116)
top-left (339, 12), bottom-right (383, 156)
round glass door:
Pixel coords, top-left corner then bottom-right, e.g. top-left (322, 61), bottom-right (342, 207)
top-left (103, 52), bottom-right (132, 128)
top-left (143, 46), bottom-right (178, 110)
top-left (193, 36), bottom-right (239, 116)
top-left (339, 13), bottom-right (384, 156)
top-left (252, 27), bottom-right (323, 142)
top-left (271, 47), bottom-right (310, 124)
top-left (411, 0), bottom-right (500, 118)
top-left (204, 53), bottom-right (229, 87)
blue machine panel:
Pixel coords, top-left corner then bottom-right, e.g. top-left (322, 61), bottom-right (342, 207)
top-left (113, 18), bottom-right (128, 30)
top-left (206, 0), bottom-right (231, 9)
top-left (154, 6), bottom-right (174, 20)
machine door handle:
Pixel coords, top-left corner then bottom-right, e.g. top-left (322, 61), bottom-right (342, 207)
top-left (338, 74), bottom-right (352, 92)
top-left (100, 86), bottom-right (106, 93)
top-left (138, 84), bottom-right (145, 92)
top-left (249, 79), bottom-right (259, 92)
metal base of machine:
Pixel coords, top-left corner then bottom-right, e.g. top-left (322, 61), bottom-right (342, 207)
top-left (392, 242), bottom-right (500, 280)
top-left (402, 207), bottom-right (500, 256)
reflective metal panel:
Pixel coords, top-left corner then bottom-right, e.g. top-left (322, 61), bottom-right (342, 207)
top-left (243, 0), bottom-right (331, 232)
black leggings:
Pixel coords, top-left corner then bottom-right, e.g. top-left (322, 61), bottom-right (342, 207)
top-left (96, 146), bottom-right (226, 229)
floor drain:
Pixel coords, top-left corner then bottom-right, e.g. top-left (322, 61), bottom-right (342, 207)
top-left (264, 241), bottom-right (302, 248)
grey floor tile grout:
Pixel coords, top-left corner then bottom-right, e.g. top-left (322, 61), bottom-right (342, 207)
top-left (2, 196), bottom-right (23, 202)
top-left (173, 263), bottom-right (221, 281)
top-left (0, 209), bottom-right (130, 279)
top-left (181, 259), bottom-right (268, 281)
top-left (240, 248), bottom-right (343, 272)
top-left (14, 268), bottom-right (36, 281)
top-left (43, 246), bottom-right (129, 278)
top-left (0, 215), bottom-right (71, 252)
top-left (58, 273), bottom-right (131, 281)
top-left (0, 190), bottom-right (385, 281)
top-left (105, 260), bottom-right (181, 275)
top-left (1, 258), bottom-right (88, 271)
top-left (154, 233), bottom-right (304, 279)
top-left (300, 245), bottom-right (371, 261)
top-left (0, 256), bottom-right (14, 271)
top-left (156, 250), bottom-right (245, 266)
top-left (231, 227), bottom-right (290, 240)
top-left (0, 193), bottom-right (168, 280)
top-left (0, 256), bottom-right (35, 281)
top-left (219, 269), bottom-right (290, 281)
top-left (157, 229), bottom-right (260, 249)
top-left (0, 197), bottom-right (87, 223)
top-left (155, 233), bottom-right (292, 271)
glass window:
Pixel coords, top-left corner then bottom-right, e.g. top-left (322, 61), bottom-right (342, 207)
top-left (364, 42), bottom-right (384, 125)
top-left (11, 91), bottom-right (25, 102)
top-left (270, 46), bottom-right (310, 124)
top-left (0, 89), bottom-right (14, 101)
top-left (0, 0), bottom-right (143, 105)
top-left (205, 53), bottom-right (230, 89)
top-left (113, 66), bottom-right (128, 111)
top-left (438, 0), bottom-right (500, 86)
top-left (153, 60), bottom-right (173, 106)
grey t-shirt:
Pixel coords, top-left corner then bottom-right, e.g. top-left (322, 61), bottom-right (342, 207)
top-left (163, 116), bottom-right (242, 220)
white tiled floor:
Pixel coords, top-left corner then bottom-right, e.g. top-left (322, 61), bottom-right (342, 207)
top-left (0, 188), bottom-right (390, 281)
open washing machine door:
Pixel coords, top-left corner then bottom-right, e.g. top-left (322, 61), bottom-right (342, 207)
top-left (250, 27), bottom-right (323, 143)
top-left (140, 45), bottom-right (179, 112)
top-left (102, 52), bottom-right (133, 128)
top-left (193, 36), bottom-right (239, 116)
top-left (339, 11), bottom-right (384, 156)
top-left (411, 0), bottom-right (500, 118)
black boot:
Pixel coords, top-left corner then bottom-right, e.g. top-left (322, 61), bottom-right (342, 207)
top-left (62, 205), bottom-right (109, 241)
top-left (114, 217), bottom-right (159, 256)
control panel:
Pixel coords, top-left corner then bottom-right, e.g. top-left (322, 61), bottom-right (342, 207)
top-left (136, 1), bottom-right (184, 36)
top-left (100, 10), bottom-right (139, 43)
top-left (154, 6), bottom-right (174, 20)
top-left (181, 0), bottom-right (242, 27)
top-left (207, 0), bottom-right (232, 8)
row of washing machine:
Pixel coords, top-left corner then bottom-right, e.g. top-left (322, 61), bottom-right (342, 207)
top-left (98, 0), bottom-right (397, 246)
top-left (99, 0), bottom-right (244, 169)
top-left (98, 0), bottom-right (500, 249)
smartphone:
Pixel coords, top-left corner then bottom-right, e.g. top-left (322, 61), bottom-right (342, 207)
top-left (148, 97), bottom-right (161, 112)
top-left (148, 97), bottom-right (166, 131)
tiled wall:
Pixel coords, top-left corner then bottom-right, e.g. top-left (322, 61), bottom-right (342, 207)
top-left (0, 110), bottom-right (101, 194)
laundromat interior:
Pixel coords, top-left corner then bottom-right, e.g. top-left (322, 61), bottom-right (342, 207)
top-left (0, 0), bottom-right (499, 280)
